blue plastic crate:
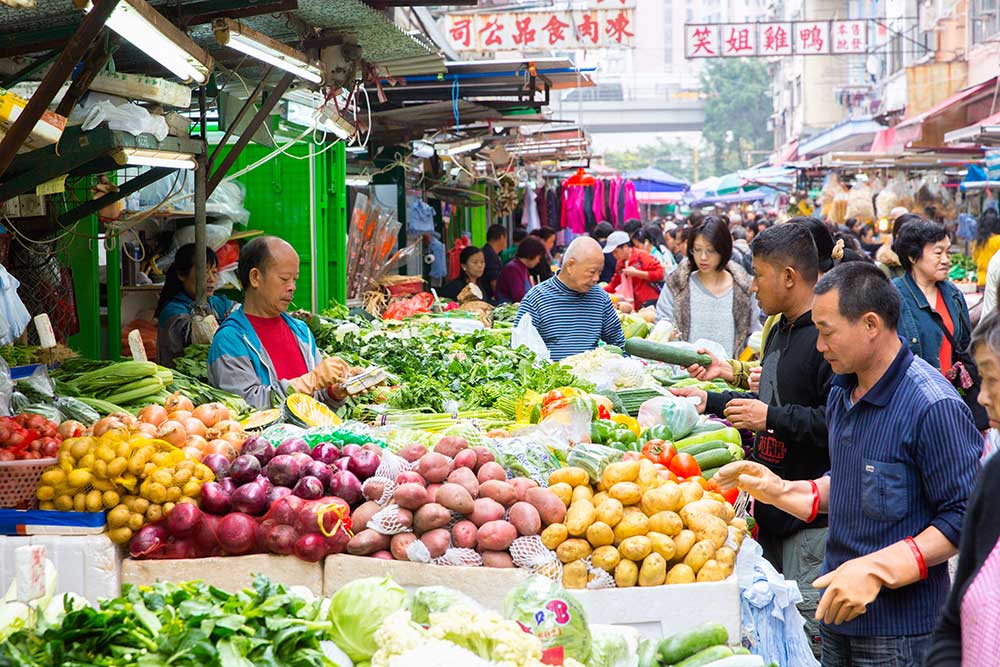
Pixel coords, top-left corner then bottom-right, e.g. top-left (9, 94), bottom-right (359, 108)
top-left (0, 509), bottom-right (106, 535)
top-left (10, 364), bottom-right (43, 380)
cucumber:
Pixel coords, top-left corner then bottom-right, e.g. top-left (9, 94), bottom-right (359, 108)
top-left (690, 420), bottom-right (726, 435)
top-left (680, 440), bottom-right (728, 456)
top-left (673, 646), bottom-right (733, 667)
top-left (693, 448), bottom-right (734, 471)
top-left (657, 622), bottom-right (729, 664)
top-left (625, 338), bottom-right (712, 367)
top-left (701, 466), bottom-right (721, 480)
top-left (701, 656), bottom-right (764, 667)
top-left (676, 427), bottom-right (742, 449)
top-left (638, 639), bottom-right (660, 667)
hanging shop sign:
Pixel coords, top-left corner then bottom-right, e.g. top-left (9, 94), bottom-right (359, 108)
top-left (445, 6), bottom-right (636, 52)
top-left (684, 20), bottom-right (867, 59)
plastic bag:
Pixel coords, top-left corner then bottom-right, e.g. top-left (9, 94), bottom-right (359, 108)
top-left (637, 395), bottom-right (699, 439)
top-left (492, 436), bottom-right (562, 486)
top-left (539, 397), bottom-right (593, 444)
top-left (81, 101), bottom-right (169, 140)
top-left (589, 625), bottom-right (640, 667)
top-left (504, 575), bottom-right (592, 665)
top-left (512, 312), bottom-right (551, 361)
top-left (383, 293), bottom-right (434, 321)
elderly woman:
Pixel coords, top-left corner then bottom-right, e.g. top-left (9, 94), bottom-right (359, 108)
top-left (893, 219), bottom-right (988, 429)
top-left (208, 236), bottom-right (358, 409)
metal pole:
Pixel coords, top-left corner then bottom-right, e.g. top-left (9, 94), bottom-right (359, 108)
top-left (0, 0), bottom-right (119, 182)
top-left (208, 64), bottom-right (274, 170)
top-left (195, 86), bottom-right (208, 309)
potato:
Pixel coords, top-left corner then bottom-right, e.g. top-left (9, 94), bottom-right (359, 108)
top-left (509, 502), bottom-right (542, 536)
top-left (525, 487), bottom-right (567, 525)
top-left (730, 517), bottom-right (748, 532)
top-left (666, 563), bottom-right (696, 584)
top-left (683, 539), bottom-right (716, 572)
top-left (391, 532), bottom-right (417, 560)
top-left (477, 520), bottom-right (518, 551)
top-left (420, 528), bottom-right (452, 558)
top-left (482, 551), bottom-right (515, 568)
top-left (556, 538), bottom-right (592, 563)
top-left (436, 483), bottom-right (475, 515)
top-left (613, 512), bottom-right (649, 544)
top-left (434, 435), bottom-right (469, 458)
top-left (647, 510), bottom-right (683, 536)
top-left (510, 477), bottom-right (539, 501)
top-left (686, 512), bottom-right (729, 549)
top-left (680, 499), bottom-right (730, 524)
top-left (549, 466), bottom-right (589, 487)
top-left (363, 479), bottom-right (386, 503)
top-left (594, 498), bottom-right (624, 527)
top-left (398, 443), bottom-right (427, 463)
top-left (601, 460), bottom-right (639, 487)
top-left (413, 503), bottom-right (452, 532)
top-left (418, 453), bottom-right (452, 484)
top-left (609, 482), bottom-right (642, 506)
top-left (477, 480), bottom-right (517, 507)
top-left (619, 535), bottom-right (652, 561)
top-left (549, 482), bottom-right (574, 507)
top-left (351, 501), bottom-right (382, 531)
top-left (592, 545), bottom-right (621, 571)
top-left (477, 461), bottom-right (507, 484)
top-left (347, 529), bottom-right (391, 556)
top-left (637, 458), bottom-right (660, 491)
top-left (639, 552), bottom-right (667, 586)
top-left (452, 520), bottom-right (478, 549)
top-left (469, 498), bottom-right (506, 526)
top-left (679, 480), bottom-right (704, 505)
top-left (614, 558), bottom-right (639, 587)
top-left (586, 521), bottom-right (614, 547)
top-left (395, 471), bottom-right (425, 486)
top-left (571, 485), bottom-right (593, 504)
top-left (592, 491), bottom-right (610, 506)
top-left (714, 546), bottom-right (736, 569)
top-left (472, 447), bottom-right (495, 471)
top-left (728, 526), bottom-right (745, 549)
top-left (393, 483), bottom-right (429, 510)
top-left (562, 559), bottom-right (589, 589)
top-left (541, 523), bottom-right (569, 550)
top-left (565, 499), bottom-right (596, 536)
top-left (696, 559), bottom-right (727, 582)
top-left (641, 485), bottom-right (684, 515)
top-left (451, 449), bottom-right (478, 471)
top-left (673, 529), bottom-right (696, 560)
top-left (425, 483), bottom-right (441, 503)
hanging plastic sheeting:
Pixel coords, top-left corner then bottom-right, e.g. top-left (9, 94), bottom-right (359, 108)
top-left (0, 263), bottom-right (30, 346)
top-left (736, 537), bottom-right (819, 667)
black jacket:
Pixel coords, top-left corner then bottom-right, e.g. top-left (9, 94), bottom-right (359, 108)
top-left (705, 310), bottom-right (833, 538)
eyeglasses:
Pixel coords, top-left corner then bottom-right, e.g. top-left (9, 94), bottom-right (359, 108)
top-left (692, 247), bottom-right (718, 258)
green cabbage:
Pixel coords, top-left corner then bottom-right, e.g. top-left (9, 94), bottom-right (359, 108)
top-left (409, 586), bottom-right (483, 625)
top-left (588, 625), bottom-right (639, 667)
top-left (328, 576), bottom-right (408, 663)
top-left (503, 575), bottom-right (592, 664)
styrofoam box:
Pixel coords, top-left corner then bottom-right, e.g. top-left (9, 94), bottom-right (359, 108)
top-left (122, 554), bottom-right (323, 594)
top-left (0, 534), bottom-right (122, 601)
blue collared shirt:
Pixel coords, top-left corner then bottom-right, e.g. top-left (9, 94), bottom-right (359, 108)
top-left (823, 340), bottom-right (982, 637)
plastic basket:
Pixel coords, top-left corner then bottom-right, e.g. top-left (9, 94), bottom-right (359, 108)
top-left (0, 458), bottom-right (56, 510)
top-left (384, 278), bottom-right (424, 297)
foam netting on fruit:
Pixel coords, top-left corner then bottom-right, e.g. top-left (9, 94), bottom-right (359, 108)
top-left (405, 538), bottom-right (432, 564)
top-left (583, 557), bottom-right (616, 590)
top-left (367, 503), bottom-right (413, 535)
top-left (510, 535), bottom-right (563, 581)
top-left (362, 451), bottom-right (414, 506)
top-left (433, 547), bottom-right (483, 567)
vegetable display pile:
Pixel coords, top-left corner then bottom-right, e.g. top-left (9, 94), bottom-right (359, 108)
top-left (0, 413), bottom-right (61, 461)
top-left (638, 622), bottom-right (777, 667)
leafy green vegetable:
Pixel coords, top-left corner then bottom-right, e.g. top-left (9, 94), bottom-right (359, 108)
top-left (173, 345), bottom-right (210, 381)
top-left (327, 577), bottom-right (407, 664)
top-left (409, 587), bottom-right (483, 625)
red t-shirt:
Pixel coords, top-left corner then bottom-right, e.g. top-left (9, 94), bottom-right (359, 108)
top-left (935, 289), bottom-right (954, 373)
top-left (245, 314), bottom-right (308, 380)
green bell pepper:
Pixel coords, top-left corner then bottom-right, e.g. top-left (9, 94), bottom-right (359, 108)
top-left (590, 419), bottom-right (616, 445)
top-left (614, 427), bottom-right (639, 450)
top-left (640, 424), bottom-right (673, 444)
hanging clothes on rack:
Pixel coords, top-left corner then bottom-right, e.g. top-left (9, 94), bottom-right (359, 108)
top-left (592, 179), bottom-right (606, 225)
top-left (522, 186), bottom-right (540, 232)
top-left (561, 185), bottom-right (587, 234)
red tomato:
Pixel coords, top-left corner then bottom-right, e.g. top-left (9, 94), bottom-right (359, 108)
top-left (719, 487), bottom-right (739, 504)
top-left (669, 453), bottom-right (701, 479)
top-left (641, 439), bottom-right (676, 467)
top-left (597, 405), bottom-right (611, 420)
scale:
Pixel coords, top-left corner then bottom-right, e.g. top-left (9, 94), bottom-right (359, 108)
top-left (341, 366), bottom-right (388, 396)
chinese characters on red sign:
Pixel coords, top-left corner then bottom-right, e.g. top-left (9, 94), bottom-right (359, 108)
top-left (684, 20), bottom-right (868, 58)
top-left (446, 9), bottom-right (636, 51)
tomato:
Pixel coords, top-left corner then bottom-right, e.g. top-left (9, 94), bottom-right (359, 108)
top-left (669, 453), bottom-right (701, 479)
top-left (641, 439), bottom-right (676, 467)
top-left (542, 390), bottom-right (565, 406)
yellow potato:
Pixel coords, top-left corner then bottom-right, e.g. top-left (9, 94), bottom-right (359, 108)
top-left (609, 482), bottom-right (642, 506)
top-left (85, 489), bottom-right (103, 513)
top-left (592, 491), bottom-right (610, 506)
top-left (683, 539), bottom-right (716, 573)
top-left (586, 521), bottom-right (615, 547)
top-left (150, 468), bottom-right (173, 487)
top-left (72, 494), bottom-right (87, 512)
top-left (173, 468), bottom-right (193, 485)
top-left (107, 527), bottom-right (133, 545)
top-left (639, 552), bottom-right (667, 586)
top-left (591, 545), bottom-right (621, 571)
top-left (640, 485), bottom-right (683, 515)
top-left (108, 457), bottom-right (128, 477)
top-left (648, 532), bottom-right (677, 561)
top-left (666, 563), bottom-right (696, 584)
top-left (673, 529), bottom-right (696, 560)
top-left (165, 486), bottom-right (182, 503)
top-left (541, 523), bottom-right (569, 550)
top-left (565, 499), bottom-right (596, 536)
top-left (132, 497), bottom-right (150, 514)
top-left (550, 466), bottom-right (590, 487)
top-left (162, 502), bottom-right (176, 514)
top-left (146, 504), bottom-right (163, 524)
top-left (67, 469), bottom-right (92, 489)
top-left (730, 517), bottom-right (748, 532)
top-left (685, 512), bottom-right (729, 549)
top-left (594, 498), bottom-right (624, 527)
top-left (145, 482), bottom-right (167, 504)
top-left (680, 499), bottom-right (730, 523)
top-left (40, 469), bottom-right (66, 487)
top-left (613, 512), bottom-right (649, 544)
top-left (679, 481), bottom-right (704, 505)
top-left (601, 460), bottom-right (639, 487)
top-left (614, 558), bottom-right (639, 587)
top-left (107, 505), bottom-right (130, 529)
top-left (69, 439), bottom-right (91, 460)
top-left (571, 485), bottom-right (593, 504)
top-left (38, 501), bottom-right (55, 511)
top-left (715, 546), bottom-right (737, 569)
top-left (619, 535), bottom-right (652, 561)
top-left (549, 482), bottom-right (574, 507)
top-left (36, 485), bottom-right (54, 501)
top-left (128, 512), bottom-right (145, 531)
top-left (696, 559), bottom-right (728, 582)
top-left (181, 480), bottom-right (201, 498)
top-left (648, 510), bottom-right (683, 536)
top-left (562, 559), bottom-right (589, 589)
top-left (556, 538), bottom-right (592, 563)
top-left (92, 460), bottom-right (108, 479)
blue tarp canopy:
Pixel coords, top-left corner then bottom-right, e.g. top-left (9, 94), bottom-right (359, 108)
top-left (625, 167), bottom-right (689, 192)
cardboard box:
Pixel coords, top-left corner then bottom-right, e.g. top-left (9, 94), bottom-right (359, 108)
top-left (122, 554), bottom-right (324, 594)
top-left (0, 87), bottom-right (66, 153)
top-left (0, 534), bottom-right (122, 601)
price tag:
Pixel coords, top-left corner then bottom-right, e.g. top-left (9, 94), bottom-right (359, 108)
top-left (15, 545), bottom-right (46, 603)
top-left (33, 314), bottom-right (56, 349)
top-left (35, 175), bottom-right (66, 196)
top-left (128, 329), bottom-right (147, 361)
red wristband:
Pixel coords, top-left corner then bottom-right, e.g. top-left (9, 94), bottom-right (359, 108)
top-left (806, 480), bottom-right (820, 523)
top-left (905, 537), bottom-right (928, 580)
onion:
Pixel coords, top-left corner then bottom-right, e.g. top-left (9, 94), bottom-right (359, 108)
top-left (156, 420), bottom-right (187, 447)
top-left (311, 442), bottom-right (340, 464)
top-left (181, 446), bottom-right (203, 461)
top-left (220, 431), bottom-right (246, 447)
top-left (165, 392), bottom-right (195, 413)
top-left (183, 434), bottom-right (208, 452)
top-left (267, 495), bottom-right (303, 525)
top-left (276, 438), bottom-right (310, 456)
top-left (193, 513), bottom-right (222, 553)
top-left (265, 454), bottom-right (302, 488)
top-left (217, 512), bottom-right (258, 555)
top-left (93, 417), bottom-right (126, 436)
top-left (328, 470), bottom-right (362, 505)
top-left (202, 453), bottom-right (231, 479)
top-left (218, 478), bottom-right (237, 495)
top-left (109, 411), bottom-right (137, 427)
top-left (241, 436), bottom-right (274, 465)
top-left (259, 521), bottom-right (297, 555)
top-left (192, 403), bottom-right (225, 428)
top-left (293, 533), bottom-right (328, 562)
top-left (138, 404), bottom-right (168, 426)
top-left (303, 461), bottom-right (334, 490)
top-left (231, 483), bottom-right (268, 516)
top-left (57, 420), bottom-right (85, 439)
top-left (135, 423), bottom-right (158, 437)
top-left (166, 502), bottom-right (202, 538)
top-left (292, 475), bottom-right (324, 500)
top-left (229, 455), bottom-right (261, 485)
top-left (199, 482), bottom-right (231, 515)
top-left (266, 485), bottom-right (293, 507)
top-left (129, 524), bottom-right (169, 558)
top-left (204, 439), bottom-right (237, 461)
top-left (211, 419), bottom-right (243, 434)
top-left (181, 417), bottom-right (207, 438)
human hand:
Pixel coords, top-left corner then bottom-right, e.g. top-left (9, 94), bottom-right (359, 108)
top-left (622, 266), bottom-right (642, 279)
top-left (813, 557), bottom-right (884, 625)
top-left (313, 356), bottom-right (351, 387)
top-left (748, 367), bottom-right (762, 393)
top-left (687, 349), bottom-right (734, 382)
top-left (669, 387), bottom-right (708, 414)
top-left (713, 460), bottom-right (787, 505)
top-left (723, 398), bottom-right (768, 431)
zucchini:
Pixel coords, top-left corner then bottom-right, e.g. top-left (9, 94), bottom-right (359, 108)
top-left (690, 420), bottom-right (726, 435)
top-left (657, 623), bottom-right (729, 665)
top-left (625, 338), bottom-right (711, 367)
top-left (676, 427), bottom-right (742, 449)
top-left (680, 440), bottom-right (729, 456)
top-left (673, 646), bottom-right (733, 667)
top-left (701, 466), bottom-right (721, 480)
top-left (693, 448), bottom-right (734, 471)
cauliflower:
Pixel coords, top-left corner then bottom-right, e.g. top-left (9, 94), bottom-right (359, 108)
top-left (370, 610), bottom-right (432, 667)
top-left (427, 608), bottom-right (544, 667)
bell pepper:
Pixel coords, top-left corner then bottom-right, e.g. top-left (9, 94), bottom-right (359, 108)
top-left (612, 426), bottom-right (638, 451)
top-left (640, 424), bottom-right (673, 444)
top-left (589, 419), bottom-right (616, 445)
top-left (611, 414), bottom-right (641, 438)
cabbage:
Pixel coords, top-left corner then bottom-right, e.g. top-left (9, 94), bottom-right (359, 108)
top-left (504, 575), bottom-right (592, 664)
top-left (588, 625), bottom-right (640, 667)
top-left (409, 586), bottom-right (483, 625)
top-left (328, 576), bottom-right (407, 663)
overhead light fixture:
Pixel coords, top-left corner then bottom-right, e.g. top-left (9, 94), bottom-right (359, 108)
top-left (213, 18), bottom-right (324, 84)
top-left (74, 0), bottom-right (214, 84)
top-left (285, 100), bottom-right (356, 140)
top-left (344, 174), bottom-right (371, 187)
top-left (436, 139), bottom-right (482, 156)
top-left (412, 140), bottom-right (435, 158)
top-left (119, 147), bottom-right (197, 170)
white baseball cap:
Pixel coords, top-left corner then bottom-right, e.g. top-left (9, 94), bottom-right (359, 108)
top-left (603, 230), bottom-right (631, 253)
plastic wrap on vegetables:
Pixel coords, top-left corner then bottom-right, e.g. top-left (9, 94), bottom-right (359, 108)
top-left (492, 437), bottom-right (562, 486)
top-left (504, 575), bottom-right (592, 664)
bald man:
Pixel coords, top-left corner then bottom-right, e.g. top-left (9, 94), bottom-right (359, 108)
top-left (514, 236), bottom-right (625, 361)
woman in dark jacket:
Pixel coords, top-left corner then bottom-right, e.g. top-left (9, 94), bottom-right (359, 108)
top-left (892, 219), bottom-right (988, 429)
top-left (438, 246), bottom-right (490, 302)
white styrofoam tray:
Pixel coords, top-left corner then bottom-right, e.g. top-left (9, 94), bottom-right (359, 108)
top-left (0, 534), bottom-right (123, 602)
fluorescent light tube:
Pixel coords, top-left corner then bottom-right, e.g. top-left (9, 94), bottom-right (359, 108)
top-left (214, 19), bottom-right (324, 84)
top-left (285, 100), bottom-right (356, 139)
top-left (122, 147), bottom-right (197, 170)
top-left (75, 0), bottom-right (213, 84)
top-left (436, 140), bottom-right (481, 156)
top-left (344, 175), bottom-right (370, 187)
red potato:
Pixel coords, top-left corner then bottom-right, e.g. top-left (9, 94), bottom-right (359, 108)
top-left (419, 528), bottom-right (452, 558)
top-left (398, 443), bottom-right (427, 463)
top-left (525, 487), bottom-right (567, 525)
top-left (478, 480), bottom-right (518, 507)
top-left (347, 529), bottom-right (391, 555)
top-left (395, 471), bottom-right (426, 486)
top-left (413, 503), bottom-right (452, 532)
top-left (472, 447), bottom-right (495, 471)
top-left (476, 461), bottom-right (507, 484)
top-left (477, 520), bottom-right (518, 551)
top-left (418, 453), bottom-right (451, 484)
top-left (426, 483), bottom-right (442, 503)
top-left (351, 501), bottom-right (382, 531)
top-left (452, 520), bottom-right (478, 549)
top-left (510, 477), bottom-right (539, 501)
top-left (371, 550), bottom-right (394, 560)
top-left (509, 501), bottom-right (542, 536)
top-left (446, 467), bottom-right (479, 498)
top-left (451, 449), bottom-right (478, 471)
top-left (362, 479), bottom-right (386, 503)
top-left (391, 532), bottom-right (417, 561)
top-left (434, 436), bottom-right (469, 458)
top-left (393, 483), bottom-right (429, 510)
top-left (468, 497), bottom-right (506, 527)
top-left (436, 483), bottom-right (475, 515)
top-left (392, 508), bottom-right (414, 531)
top-left (482, 550), bottom-right (515, 568)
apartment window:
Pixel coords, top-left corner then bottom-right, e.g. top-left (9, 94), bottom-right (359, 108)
top-left (973, 0), bottom-right (1000, 43)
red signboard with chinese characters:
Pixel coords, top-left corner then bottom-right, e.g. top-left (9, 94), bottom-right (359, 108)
top-left (446, 8), bottom-right (636, 51)
top-left (684, 20), bottom-right (869, 58)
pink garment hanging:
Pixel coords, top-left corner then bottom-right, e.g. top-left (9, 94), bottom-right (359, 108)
top-left (609, 179), bottom-right (621, 227)
top-left (561, 185), bottom-right (586, 234)
top-left (623, 180), bottom-right (639, 222)
top-left (592, 179), bottom-right (605, 224)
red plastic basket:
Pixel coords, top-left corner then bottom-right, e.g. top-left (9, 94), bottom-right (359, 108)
top-left (384, 278), bottom-right (425, 297)
top-left (0, 458), bottom-right (56, 509)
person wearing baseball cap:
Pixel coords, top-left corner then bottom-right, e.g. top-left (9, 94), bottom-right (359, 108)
top-left (603, 229), bottom-right (664, 310)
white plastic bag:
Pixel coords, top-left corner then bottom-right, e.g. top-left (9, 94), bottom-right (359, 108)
top-left (512, 313), bottom-right (550, 361)
top-left (637, 394), bottom-right (700, 439)
top-left (81, 101), bottom-right (168, 140)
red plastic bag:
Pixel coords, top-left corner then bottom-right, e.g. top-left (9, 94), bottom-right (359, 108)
top-left (215, 240), bottom-right (240, 269)
top-left (383, 292), bottom-right (434, 320)
top-left (447, 236), bottom-right (471, 281)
